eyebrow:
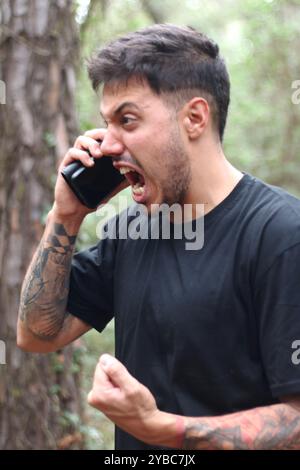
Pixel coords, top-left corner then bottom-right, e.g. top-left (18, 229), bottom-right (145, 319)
top-left (100, 101), bottom-right (141, 120)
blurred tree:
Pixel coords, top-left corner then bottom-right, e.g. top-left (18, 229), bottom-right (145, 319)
top-left (140, 0), bottom-right (167, 22)
top-left (0, 0), bottom-right (85, 449)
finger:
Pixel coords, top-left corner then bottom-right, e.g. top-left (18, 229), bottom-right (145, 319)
top-left (99, 354), bottom-right (138, 391)
top-left (93, 361), bottom-right (115, 390)
top-left (74, 135), bottom-right (102, 158)
top-left (59, 147), bottom-right (95, 171)
top-left (87, 362), bottom-right (115, 408)
top-left (84, 128), bottom-right (107, 141)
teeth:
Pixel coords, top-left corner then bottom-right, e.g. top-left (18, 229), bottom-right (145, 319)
top-left (132, 185), bottom-right (145, 195)
top-left (119, 167), bottom-right (134, 175)
top-left (119, 167), bottom-right (146, 196)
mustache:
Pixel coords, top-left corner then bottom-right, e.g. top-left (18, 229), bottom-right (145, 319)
top-left (112, 154), bottom-right (143, 171)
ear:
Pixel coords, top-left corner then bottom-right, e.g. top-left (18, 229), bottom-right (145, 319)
top-left (182, 97), bottom-right (210, 139)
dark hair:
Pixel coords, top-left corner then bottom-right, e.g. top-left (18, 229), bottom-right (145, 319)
top-left (88, 24), bottom-right (230, 141)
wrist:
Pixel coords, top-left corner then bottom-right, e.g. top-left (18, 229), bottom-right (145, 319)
top-left (141, 410), bottom-right (186, 448)
top-left (47, 204), bottom-right (84, 234)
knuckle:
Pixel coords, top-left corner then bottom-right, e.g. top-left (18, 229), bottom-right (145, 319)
top-left (88, 395), bottom-right (97, 408)
top-left (66, 147), bottom-right (76, 158)
top-left (74, 135), bottom-right (85, 147)
top-left (107, 363), bottom-right (118, 376)
top-left (64, 148), bottom-right (72, 159)
top-left (126, 386), bottom-right (139, 400)
top-left (88, 390), bottom-right (101, 407)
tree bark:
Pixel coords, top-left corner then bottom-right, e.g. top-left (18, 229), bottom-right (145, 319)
top-left (140, 0), bottom-right (167, 23)
top-left (0, 0), bottom-right (84, 449)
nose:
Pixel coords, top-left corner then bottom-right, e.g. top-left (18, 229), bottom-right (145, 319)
top-left (100, 131), bottom-right (124, 157)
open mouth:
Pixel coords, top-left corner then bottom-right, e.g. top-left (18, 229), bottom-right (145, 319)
top-left (119, 167), bottom-right (145, 194)
top-left (114, 163), bottom-right (148, 202)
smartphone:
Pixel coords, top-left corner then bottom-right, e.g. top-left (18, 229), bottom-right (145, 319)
top-left (61, 146), bottom-right (125, 209)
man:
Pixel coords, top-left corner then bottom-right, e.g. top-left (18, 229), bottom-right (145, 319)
top-left (17, 24), bottom-right (300, 450)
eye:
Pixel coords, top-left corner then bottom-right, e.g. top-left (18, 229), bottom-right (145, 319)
top-left (120, 115), bottom-right (136, 126)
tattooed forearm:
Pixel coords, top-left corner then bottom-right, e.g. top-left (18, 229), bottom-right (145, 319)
top-left (183, 401), bottom-right (300, 450)
top-left (19, 222), bottom-right (77, 340)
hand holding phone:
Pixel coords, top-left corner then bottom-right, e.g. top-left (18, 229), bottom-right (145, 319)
top-left (61, 140), bottom-right (126, 209)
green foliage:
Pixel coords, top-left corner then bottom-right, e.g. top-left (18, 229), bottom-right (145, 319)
top-left (79, 424), bottom-right (104, 449)
top-left (59, 410), bottom-right (81, 428)
top-left (43, 132), bottom-right (56, 149)
top-left (50, 353), bottom-right (65, 373)
top-left (49, 384), bottom-right (61, 395)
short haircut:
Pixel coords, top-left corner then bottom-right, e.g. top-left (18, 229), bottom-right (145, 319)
top-left (88, 24), bottom-right (230, 141)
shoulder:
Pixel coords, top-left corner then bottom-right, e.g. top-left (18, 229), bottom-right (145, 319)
top-left (243, 174), bottom-right (300, 245)
top-left (241, 174), bottom-right (300, 279)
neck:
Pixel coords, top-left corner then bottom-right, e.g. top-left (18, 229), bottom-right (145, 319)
top-left (182, 140), bottom-right (243, 217)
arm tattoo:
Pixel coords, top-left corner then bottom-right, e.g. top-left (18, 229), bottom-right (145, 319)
top-left (19, 223), bottom-right (77, 340)
top-left (183, 402), bottom-right (300, 450)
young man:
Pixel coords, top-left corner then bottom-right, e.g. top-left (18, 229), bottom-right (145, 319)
top-left (17, 24), bottom-right (300, 450)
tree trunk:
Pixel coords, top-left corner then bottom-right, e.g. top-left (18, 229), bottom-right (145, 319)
top-left (0, 0), bottom-right (84, 449)
top-left (140, 0), bottom-right (167, 23)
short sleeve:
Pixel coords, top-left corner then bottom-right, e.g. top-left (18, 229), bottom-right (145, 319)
top-left (66, 235), bottom-right (117, 332)
top-left (255, 242), bottom-right (300, 398)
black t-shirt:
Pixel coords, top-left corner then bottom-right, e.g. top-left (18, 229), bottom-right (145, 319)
top-left (67, 173), bottom-right (300, 450)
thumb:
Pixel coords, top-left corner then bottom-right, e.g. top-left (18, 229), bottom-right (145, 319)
top-left (99, 354), bottom-right (136, 390)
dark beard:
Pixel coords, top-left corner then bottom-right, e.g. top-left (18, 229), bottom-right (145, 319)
top-left (161, 127), bottom-right (191, 206)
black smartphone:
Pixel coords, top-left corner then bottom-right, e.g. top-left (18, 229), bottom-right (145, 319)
top-left (61, 146), bottom-right (125, 209)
